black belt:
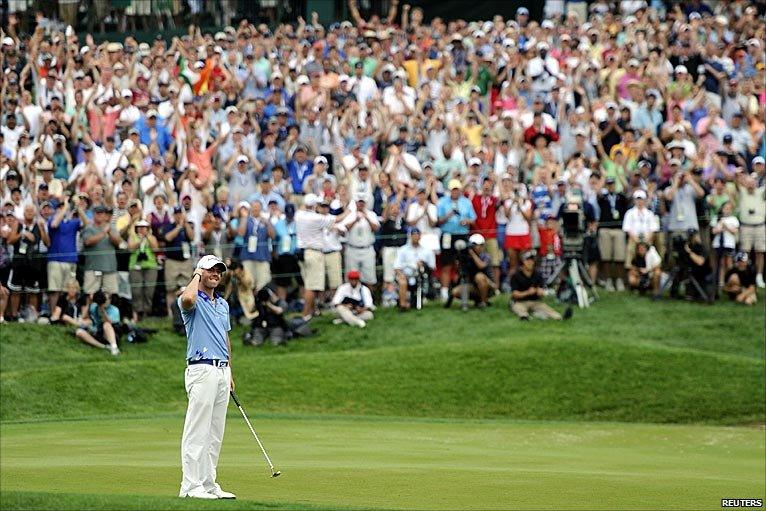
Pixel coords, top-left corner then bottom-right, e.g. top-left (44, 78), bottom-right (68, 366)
top-left (188, 359), bottom-right (229, 367)
top-left (347, 244), bottom-right (373, 249)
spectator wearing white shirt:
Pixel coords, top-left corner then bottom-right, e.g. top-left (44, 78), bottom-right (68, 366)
top-left (341, 194), bottom-right (380, 285)
top-left (710, 201), bottom-right (740, 288)
top-left (295, 194), bottom-right (338, 319)
top-left (622, 189), bottom-right (660, 268)
top-left (394, 229), bottom-right (436, 310)
top-left (332, 270), bottom-right (374, 328)
top-left (405, 187), bottom-right (440, 253)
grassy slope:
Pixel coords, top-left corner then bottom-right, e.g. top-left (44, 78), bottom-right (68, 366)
top-left (2, 416), bottom-right (764, 510)
top-left (1, 295), bottom-right (764, 424)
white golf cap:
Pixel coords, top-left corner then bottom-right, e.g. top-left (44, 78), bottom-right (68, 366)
top-left (674, 65), bottom-right (688, 74)
top-left (752, 156), bottom-right (765, 165)
top-left (2, 36), bottom-right (14, 46)
top-left (354, 193), bottom-right (367, 202)
top-left (632, 189), bottom-right (647, 200)
top-left (469, 233), bottom-right (485, 245)
top-left (121, 89), bottom-right (133, 98)
top-left (146, 109), bottom-right (158, 118)
top-left (196, 255), bottom-right (227, 272)
top-left (296, 75), bottom-right (310, 85)
top-left (236, 155), bottom-right (249, 163)
top-left (314, 155), bottom-right (328, 165)
top-left (468, 157), bottom-right (482, 166)
top-left (303, 193), bottom-right (320, 207)
top-left (237, 200), bottom-right (250, 210)
top-left (135, 219), bottom-right (150, 228)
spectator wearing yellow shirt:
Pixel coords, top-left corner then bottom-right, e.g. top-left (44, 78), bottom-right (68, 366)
top-left (402, 48), bottom-right (441, 89)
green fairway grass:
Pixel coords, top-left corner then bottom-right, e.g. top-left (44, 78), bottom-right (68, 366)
top-left (2, 415), bottom-right (764, 510)
top-left (1, 294), bottom-right (764, 509)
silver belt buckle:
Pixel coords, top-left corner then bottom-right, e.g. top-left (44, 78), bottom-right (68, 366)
top-left (216, 360), bottom-right (228, 367)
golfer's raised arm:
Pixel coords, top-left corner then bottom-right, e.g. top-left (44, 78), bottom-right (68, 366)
top-left (180, 272), bottom-right (202, 310)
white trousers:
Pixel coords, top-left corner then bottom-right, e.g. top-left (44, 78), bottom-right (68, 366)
top-left (179, 364), bottom-right (231, 496)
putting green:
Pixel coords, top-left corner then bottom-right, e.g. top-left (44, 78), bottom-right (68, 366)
top-left (1, 415), bottom-right (763, 510)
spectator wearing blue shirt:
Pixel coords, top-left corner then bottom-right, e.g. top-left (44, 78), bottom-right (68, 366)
top-left (271, 203), bottom-right (301, 299)
top-left (46, 197), bottom-right (88, 316)
top-left (436, 180), bottom-right (477, 301)
top-left (256, 132), bottom-right (287, 180)
top-left (237, 201), bottom-right (276, 291)
top-left (286, 147), bottom-right (313, 195)
top-left (134, 110), bottom-right (173, 155)
top-left (75, 290), bottom-right (121, 355)
top-left (247, 179), bottom-right (286, 211)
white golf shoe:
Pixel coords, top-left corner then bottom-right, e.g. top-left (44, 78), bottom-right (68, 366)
top-left (209, 484), bottom-right (236, 499)
top-left (183, 488), bottom-right (218, 499)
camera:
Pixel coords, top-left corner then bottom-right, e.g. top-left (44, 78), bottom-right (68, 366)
top-left (560, 194), bottom-right (585, 257)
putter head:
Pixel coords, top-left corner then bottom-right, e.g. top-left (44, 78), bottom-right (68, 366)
top-left (272, 471), bottom-right (282, 478)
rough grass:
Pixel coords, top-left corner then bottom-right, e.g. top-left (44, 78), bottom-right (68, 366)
top-left (1, 294), bottom-right (763, 425)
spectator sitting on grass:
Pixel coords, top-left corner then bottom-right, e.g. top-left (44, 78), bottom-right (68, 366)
top-left (510, 251), bottom-right (572, 321)
top-left (723, 252), bottom-right (757, 306)
top-left (50, 279), bottom-right (88, 327)
top-left (445, 233), bottom-right (493, 309)
top-left (332, 270), bottom-right (374, 328)
top-left (75, 290), bottom-right (121, 356)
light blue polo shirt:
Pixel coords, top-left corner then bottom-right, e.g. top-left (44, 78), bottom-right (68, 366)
top-left (179, 291), bottom-right (231, 362)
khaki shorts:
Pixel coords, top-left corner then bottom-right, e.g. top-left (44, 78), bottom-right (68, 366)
top-left (243, 260), bottom-right (271, 291)
top-left (47, 262), bottom-right (77, 292)
top-left (302, 249), bottom-right (326, 291)
top-left (381, 247), bottom-right (399, 283)
top-left (83, 270), bottom-right (119, 295)
top-left (484, 238), bottom-right (502, 267)
top-left (740, 224), bottom-right (766, 252)
top-left (598, 228), bottom-right (626, 262)
top-left (324, 251), bottom-right (342, 289)
top-left (164, 258), bottom-right (194, 292)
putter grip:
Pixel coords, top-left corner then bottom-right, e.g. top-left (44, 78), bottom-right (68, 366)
top-left (230, 390), bottom-right (242, 407)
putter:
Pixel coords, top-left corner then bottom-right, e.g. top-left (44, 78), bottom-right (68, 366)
top-left (230, 391), bottom-right (282, 478)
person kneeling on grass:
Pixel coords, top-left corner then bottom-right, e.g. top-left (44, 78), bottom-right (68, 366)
top-left (510, 251), bottom-right (572, 321)
top-left (50, 279), bottom-right (88, 327)
top-left (626, 242), bottom-right (661, 295)
top-left (332, 270), bottom-right (374, 328)
top-left (722, 252), bottom-right (758, 306)
top-left (75, 290), bottom-right (121, 356)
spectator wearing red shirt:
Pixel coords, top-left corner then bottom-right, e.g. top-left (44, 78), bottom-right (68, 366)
top-left (523, 112), bottom-right (559, 145)
top-left (472, 178), bottom-right (501, 290)
top-left (537, 214), bottom-right (562, 282)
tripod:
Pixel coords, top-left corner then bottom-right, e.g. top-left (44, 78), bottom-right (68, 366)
top-left (653, 264), bottom-right (711, 302)
top-left (546, 254), bottom-right (599, 308)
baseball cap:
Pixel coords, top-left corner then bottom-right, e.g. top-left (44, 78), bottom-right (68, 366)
top-left (517, 6), bottom-right (529, 15)
top-left (135, 219), bottom-right (150, 228)
top-left (347, 270), bottom-right (361, 280)
top-left (93, 205), bottom-right (108, 213)
top-left (448, 179), bottom-right (462, 190)
top-left (468, 233), bottom-right (485, 245)
top-left (196, 255), bottom-right (227, 273)
top-left (303, 193), bottom-right (320, 207)
top-left (314, 155), bottom-right (328, 165)
top-left (468, 157), bottom-right (482, 166)
top-left (521, 250), bottom-right (536, 261)
top-left (723, 134), bottom-right (733, 143)
top-left (605, 177), bottom-right (616, 184)
top-left (632, 189), bottom-right (647, 200)
top-left (752, 156), bottom-right (765, 165)
top-left (734, 252), bottom-right (749, 263)
top-left (410, 227), bottom-right (421, 235)
top-left (354, 193), bottom-right (367, 202)
top-left (674, 65), bottom-right (688, 74)
top-left (236, 155), bottom-right (249, 164)
top-left (237, 201), bottom-right (250, 211)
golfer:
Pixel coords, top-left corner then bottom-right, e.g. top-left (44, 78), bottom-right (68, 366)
top-left (178, 255), bottom-right (236, 500)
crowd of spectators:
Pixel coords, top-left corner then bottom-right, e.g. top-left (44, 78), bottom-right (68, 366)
top-left (1, 1), bottom-right (765, 348)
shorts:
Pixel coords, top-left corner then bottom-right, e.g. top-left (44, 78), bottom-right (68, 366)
top-left (164, 258), bottom-right (193, 292)
top-left (713, 247), bottom-right (736, 259)
top-left (83, 270), bottom-right (119, 295)
top-left (484, 238), bottom-right (502, 266)
top-left (242, 260), bottom-right (271, 291)
top-left (504, 233), bottom-right (532, 252)
top-left (324, 251), bottom-right (342, 289)
top-left (48, 262), bottom-right (77, 292)
top-left (583, 234), bottom-right (601, 264)
top-left (301, 249), bottom-right (326, 291)
top-left (272, 253), bottom-right (303, 287)
top-left (345, 246), bottom-right (377, 284)
top-left (381, 246), bottom-right (399, 283)
top-left (739, 224), bottom-right (766, 252)
top-left (440, 233), bottom-right (468, 266)
top-left (598, 228), bottom-right (626, 262)
top-left (7, 260), bottom-right (41, 293)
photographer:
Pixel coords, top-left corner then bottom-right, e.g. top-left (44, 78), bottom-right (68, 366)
top-left (680, 229), bottom-right (712, 300)
top-left (332, 270), bottom-right (374, 328)
top-left (446, 234), bottom-right (492, 309)
top-left (393, 228), bottom-right (436, 310)
top-left (243, 284), bottom-right (290, 347)
top-left (75, 290), bottom-right (121, 356)
top-left (626, 242), bottom-right (661, 295)
top-left (510, 251), bottom-right (572, 321)
top-left (665, 163), bottom-right (705, 265)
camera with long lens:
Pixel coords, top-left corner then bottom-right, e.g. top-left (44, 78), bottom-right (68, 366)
top-left (560, 193), bottom-right (585, 258)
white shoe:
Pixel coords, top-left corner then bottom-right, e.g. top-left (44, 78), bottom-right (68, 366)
top-left (440, 287), bottom-right (449, 302)
top-left (615, 278), bottom-right (625, 292)
top-left (183, 488), bottom-right (218, 499)
top-left (110, 345), bottom-right (121, 356)
top-left (332, 318), bottom-right (344, 325)
top-left (604, 278), bottom-right (615, 291)
top-left (756, 274), bottom-right (765, 289)
top-left (209, 485), bottom-right (236, 499)
top-left (356, 319), bottom-right (366, 328)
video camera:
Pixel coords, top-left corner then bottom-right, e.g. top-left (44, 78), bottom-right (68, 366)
top-left (560, 193), bottom-right (585, 257)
